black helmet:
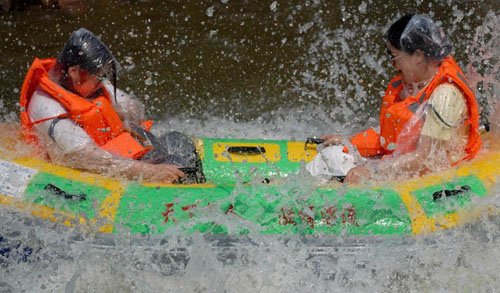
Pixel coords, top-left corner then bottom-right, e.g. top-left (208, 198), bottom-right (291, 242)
top-left (57, 28), bottom-right (122, 79)
top-left (56, 28), bottom-right (122, 98)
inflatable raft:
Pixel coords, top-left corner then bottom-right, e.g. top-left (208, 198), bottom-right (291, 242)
top-left (0, 125), bottom-right (498, 236)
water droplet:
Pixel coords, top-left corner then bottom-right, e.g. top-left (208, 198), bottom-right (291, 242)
top-left (206, 6), bottom-right (215, 17)
top-left (209, 30), bottom-right (218, 37)
top-left (270, 1), bottom-right (278, 12)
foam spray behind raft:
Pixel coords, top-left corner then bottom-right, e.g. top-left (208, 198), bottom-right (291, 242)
top-left (1, 4), bottom-right (500, 293)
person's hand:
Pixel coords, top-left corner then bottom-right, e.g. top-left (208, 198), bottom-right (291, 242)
top-left (344, 165), bottom-right (370, 184)
top-left (146, 164), bottom-right (185, 183)
top-left (320, 134), bottom-right (343, 146)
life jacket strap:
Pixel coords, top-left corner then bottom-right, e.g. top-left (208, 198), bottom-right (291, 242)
top-left (29, 113), bottom-right (69, 126)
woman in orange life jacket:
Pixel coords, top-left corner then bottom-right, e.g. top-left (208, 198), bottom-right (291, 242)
top-left (306, 14), bottom-right (481, 184)
top-left (20, 28), bottom-right (204, 184)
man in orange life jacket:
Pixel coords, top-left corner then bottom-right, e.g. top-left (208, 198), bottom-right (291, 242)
top-left (20, 28), bottom-right (204, 183)
top-left (306, 14), bottom-right (481, 184)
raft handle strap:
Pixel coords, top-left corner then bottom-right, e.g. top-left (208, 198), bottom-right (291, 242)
top-left (304, 137), bottom-right (325, 150)
top-left (432, 185), bottom-right (471, 201)
top-left (44, 184), bottom-right (87, 201)
top-left (227, 146), bottom-right (266, 155)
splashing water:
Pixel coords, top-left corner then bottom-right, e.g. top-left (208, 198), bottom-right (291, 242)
top-left (1, 1), bottom-right (500, 291)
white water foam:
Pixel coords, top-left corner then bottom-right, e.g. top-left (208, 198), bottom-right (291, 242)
top-left (2, 5), bottom-right (500, 293)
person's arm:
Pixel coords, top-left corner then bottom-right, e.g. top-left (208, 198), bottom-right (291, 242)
top-left (374, 135), bottom-right (434, 174)
top-left (344, 83), bottom-right (468, 184)
top-left (320, 127), bottom-right (384, 158)
top-left (320, 134), bottom-right (344, 146)
top-left (344, 134), bottom-right (438, 184)
top-left (343, 136), bottom-right (431, 184)
top-left (47, 140), bottom-right (184, 183)
top-left (29, 90), bottom-right (184, 183)
top-left (43, 120), bottom-right (185, 183)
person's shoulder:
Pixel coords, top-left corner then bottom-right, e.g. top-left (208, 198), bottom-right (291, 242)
top-left (427, 82), bottom-right (467, 126)
top-left (32, 87), bottom-right (52, 100)
top-left (434, 83), bottom-right (463, 96)
top-left (430, 83), bottom-right (465, 106)
top-left (29, 88), bottom-right (67, 119)
top-left (31, 88), bottom-right (65, 107)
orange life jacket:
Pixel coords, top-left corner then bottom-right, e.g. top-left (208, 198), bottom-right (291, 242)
top-left (20, 58), bottom-right (152, 159)
top-left (348, 56), bottom-right (481, 166)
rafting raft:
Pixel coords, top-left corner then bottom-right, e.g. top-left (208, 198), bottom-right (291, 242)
top-left (0, 125), bottom-right (498, 236)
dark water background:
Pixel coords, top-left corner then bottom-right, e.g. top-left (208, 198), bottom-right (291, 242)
top-left (0, 0), bottom-right (498, 132)
top-left (2, 1), bottom-right (500, 292)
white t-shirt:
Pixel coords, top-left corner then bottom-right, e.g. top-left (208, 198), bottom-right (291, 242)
top-left (28, 81), bottom-right (142, 153)
top-left (421, 83), bottom-right (468, 140)
top-left (420, 83), bottom-right (470, 164)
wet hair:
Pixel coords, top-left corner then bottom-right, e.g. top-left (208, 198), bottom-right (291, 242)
top-left (55, 28), bottom-right (121, 98)
top-left (385, 14), bottom-right (452, 61)
top-left (386, 14), bottom-right (414, 51)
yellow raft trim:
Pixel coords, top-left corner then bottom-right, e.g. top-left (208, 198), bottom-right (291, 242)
top-left (10, 157), bottom-right (218, 232)
top-left (12, 157), bottom-right (125, 233)
top-left (0, 194), bottom-right (85, 228)
top-left (4, 150), bottom-right (500, 235)
top-left (391, 151), bottom-right (500, 234)
top-left (287, 141), bottom-right (318, 162)
top-left (193, 138), bottom-right (204, 159)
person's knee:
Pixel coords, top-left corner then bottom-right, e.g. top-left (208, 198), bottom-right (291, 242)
top-left (164, 131), bottom-right (196, 152)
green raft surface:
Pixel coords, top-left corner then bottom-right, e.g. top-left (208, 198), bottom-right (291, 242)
top-left (0, 137), bottom-right (497, 236)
